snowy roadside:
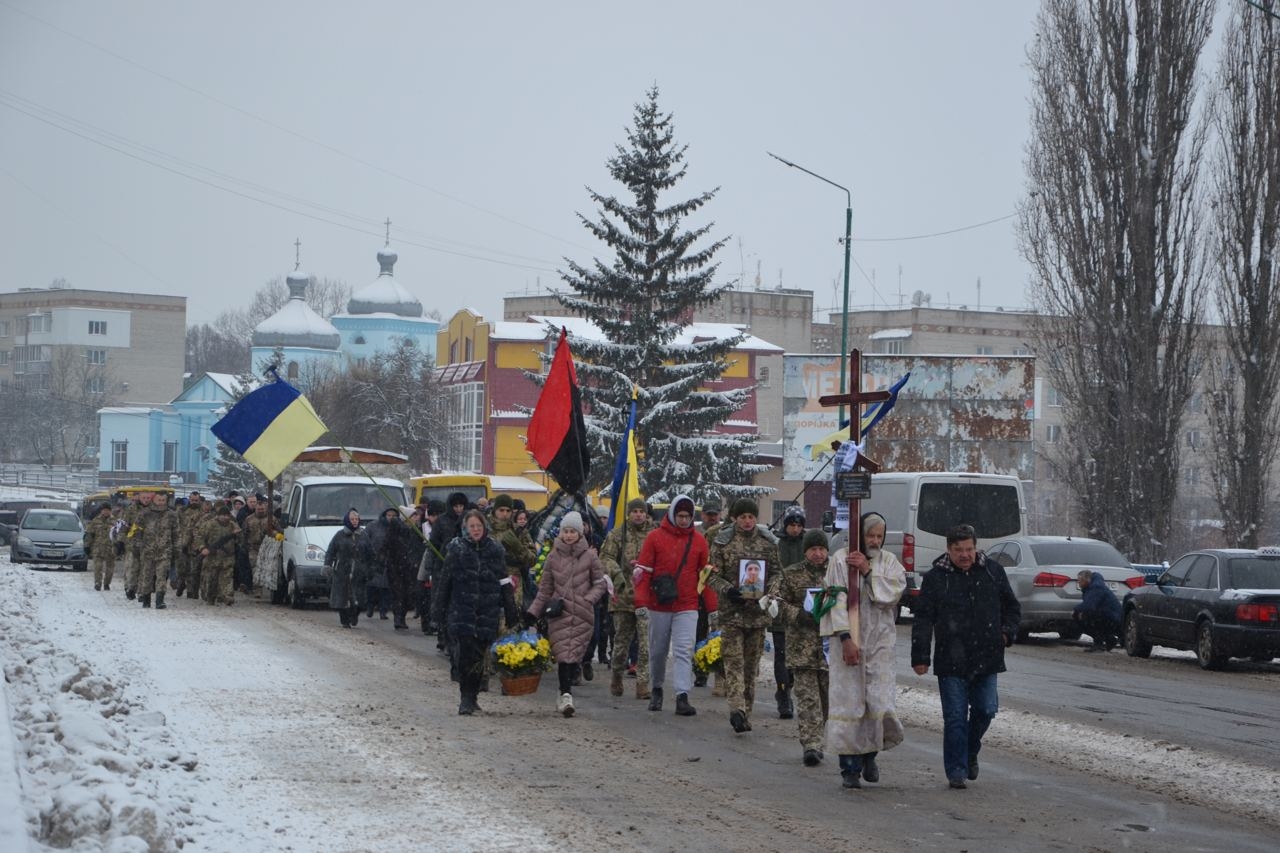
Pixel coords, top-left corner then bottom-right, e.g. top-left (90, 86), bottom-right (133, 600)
top-left (0, 559), bottom-right (562, 852)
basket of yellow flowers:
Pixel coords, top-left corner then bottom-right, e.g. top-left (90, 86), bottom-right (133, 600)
top-left (492, 629), bottom-right (554, 695)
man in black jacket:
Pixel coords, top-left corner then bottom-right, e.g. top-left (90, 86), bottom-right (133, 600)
top-left (911, 525), bottom-right (1020, 789)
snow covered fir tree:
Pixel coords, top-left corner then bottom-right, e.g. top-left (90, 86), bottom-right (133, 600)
top-left (558, 86), bottom-right (766, 504)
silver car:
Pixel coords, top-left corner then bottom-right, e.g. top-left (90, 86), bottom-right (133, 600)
top-left (985, 535), bottom-right (1145, 641)
top-left (9, 508), bottom-right (88, 571)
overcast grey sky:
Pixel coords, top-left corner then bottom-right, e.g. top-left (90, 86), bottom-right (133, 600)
top-left (1, 1), bottom-right (1041, 331)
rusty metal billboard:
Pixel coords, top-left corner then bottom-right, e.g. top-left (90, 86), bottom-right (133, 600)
top-left (783, 353), bottom-right (1035, 481)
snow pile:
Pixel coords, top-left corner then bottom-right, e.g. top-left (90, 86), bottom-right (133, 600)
top-left (1, 569), bottom-right (204, 852)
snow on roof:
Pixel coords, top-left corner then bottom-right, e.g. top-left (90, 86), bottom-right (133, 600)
top-left (99, 406), bottom-right (163, 415)
top-left (870, 328), bottom-right (913, 340)
top-left (491, 321), bottom-right (552, 342)
top-left (252, 299), bottom-right (341, 349)
top-left (346, 245), bottom-right (424, 318)
top-left (488, 475), bottom-right (548, 493)
top-left (204, 373), bottom-right (247, 395)
top-left (523, 315), bottom-right (784, 352)
top-left (489, 409), bottom-right (526, 419)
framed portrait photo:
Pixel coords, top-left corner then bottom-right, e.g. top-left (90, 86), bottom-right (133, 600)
top-left (737, 558), bottom-right (767, 600)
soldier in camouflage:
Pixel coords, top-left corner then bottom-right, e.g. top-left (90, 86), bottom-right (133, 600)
top-left (600, 497), bottom-right (657, 699)
top-left (122, 491), bottom-right (152, 599)
top-left (175, 492), bottom-right (204, 597)
top-left (198, 503), bottom-right (241, 605)
top-left (136, 491), bottom-right (180, 610)
top-left (706, 497), bottom-right (779, 734)
top-left (185, 499), bottom-right (215, 598)
top-left (764, 529), bottom-right (832, 766)
top-left (243, 495), bottom-right (273, 590)
top-left (489, 494), bottom-right (535, 612)
top-left (772, 505), bottom-right (809, 719)
top-left (85, 503), bottom-right (116, 591)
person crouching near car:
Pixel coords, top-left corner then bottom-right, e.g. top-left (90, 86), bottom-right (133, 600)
top-left (433, 509), bottom-right (518, 716)
top-left (526, 511), bottom-right (607, 717)
top-left (825, 512), bottom-right (907, 789)
top-left (633, 494), bottom-right (713, 717)
top-left (762, 529), bottom-right (834, 769)
top-left (325, 509), bottom-right (370, 628)
top-left (1073, 570), bottom-right (1123, 652)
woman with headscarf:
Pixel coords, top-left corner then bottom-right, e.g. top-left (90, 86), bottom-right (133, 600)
top-left (823, 510), bottom-right (907, 789)
top-left (324, 509), bottom-right (370, 629)
top-left (526, 511), bottom-right (607, 717)
top-left (432, 509), bottom-right (518, 715)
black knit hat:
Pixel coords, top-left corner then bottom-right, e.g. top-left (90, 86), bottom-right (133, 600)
top-left (730, 497), bottom-right (759, 518)
top-left (802, 529), bottom-right (828, 552)
top-left (492, 493), bottom-right (514, 510)
top-left (782, 505), bottom-right (806, 526)
top-left (426, 499), bottom-right (446, 515)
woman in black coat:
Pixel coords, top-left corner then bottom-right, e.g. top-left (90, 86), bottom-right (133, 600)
top-left (432, 509), bottom-right (517, 715)
top-left (324, 509), bottom-right (370, 628)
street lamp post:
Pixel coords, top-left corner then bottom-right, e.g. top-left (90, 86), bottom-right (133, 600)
top-left (768, 152), bottom-right (853, 425)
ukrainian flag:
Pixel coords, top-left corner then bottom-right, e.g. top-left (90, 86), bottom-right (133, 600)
top-left (606, 387), bottom-right (642, 531)
top-left (211, 379), bottom-right (329, 480)
top-left (809, 371), bottom-right (911, 460)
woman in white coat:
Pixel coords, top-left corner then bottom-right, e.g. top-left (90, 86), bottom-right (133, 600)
top-left (821, 511), bottom-right (907, 789)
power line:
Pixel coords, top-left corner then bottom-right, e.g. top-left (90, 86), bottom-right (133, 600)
top-left (850, 212), bottom-right (1017, 243)
top-left (0, 0), bottom-right (593, 253)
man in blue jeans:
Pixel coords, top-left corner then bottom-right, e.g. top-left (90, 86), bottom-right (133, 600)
top-left (911, 525), bottom-right (1020, 789)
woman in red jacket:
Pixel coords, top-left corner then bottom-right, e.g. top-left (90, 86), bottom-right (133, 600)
top-left (634, 494), bottom-right (717, 716)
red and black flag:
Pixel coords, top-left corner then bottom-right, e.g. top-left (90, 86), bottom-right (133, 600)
top-left (526, 327), bottom-right (591, 493)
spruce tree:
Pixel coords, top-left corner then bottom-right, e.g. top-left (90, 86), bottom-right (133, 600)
top-left (207, 367), bottom-right (262, 497)
top-left (558, 86), bottom-right (766, 505)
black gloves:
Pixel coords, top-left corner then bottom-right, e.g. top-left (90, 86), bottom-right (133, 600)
top-left (725, 587), bottom-right (744, 605)
top-left (544, 598), bottom-right (565, 618)
top-left (522, 611), bottom-right (539, 629)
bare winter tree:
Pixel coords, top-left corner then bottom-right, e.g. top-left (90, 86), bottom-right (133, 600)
top-left (0, 345), bottom-right (122, 465)
top-left (1204, 5), bottom-right (1280, 548)
top-left (185, 323), bottom-right (250, 377)
top-left (1018, 0), bottom-right (1213, 561)
top-left (211, 276), bottom-right (351, 344)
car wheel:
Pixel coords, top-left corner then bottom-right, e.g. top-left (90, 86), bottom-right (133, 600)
top-left (1058, 625), bottom-right (1083, 641)
top-left (1196, 620), bottom-right (1227, 670)
top-left (1123, 609), bottom-right (1152, 658)
top-left (288, 573), bottom-right (306, 610)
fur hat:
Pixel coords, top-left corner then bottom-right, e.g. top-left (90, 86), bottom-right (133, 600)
top-left (560, 511), bottom-right (585, 533)
top-left (426, 499), bottom-right (446, 515)
top-left (492, 493), bottom-right (514, 510)
top-left (802, 529), bottom-right (829, 552)
top-left (730, 497), bottom-right (759, 518)
top-left (626, 497), bottom-right (649, 514)
top-left (447, 491), bottom-right (468, 509)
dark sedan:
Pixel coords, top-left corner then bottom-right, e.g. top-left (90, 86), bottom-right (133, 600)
top-left (1122, 547), bottom-right (1280, 669)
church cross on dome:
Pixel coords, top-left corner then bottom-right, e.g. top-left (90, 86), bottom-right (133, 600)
top-left (294, 237), bottom-right (302, 270)
top-left (384, 218), bottom-right (392, 247)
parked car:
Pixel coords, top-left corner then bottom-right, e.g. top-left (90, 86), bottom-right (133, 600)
top-left (0, 509), bottom-right (19, 546)
top-left (9, 508), bottom-right (88, 571)
top-left (1122, 547), bottom-right (1280, 670)
top-left (985, 535), bottom-right (1145, 641)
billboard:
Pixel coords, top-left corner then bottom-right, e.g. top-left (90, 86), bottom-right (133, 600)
top-left (783, 353), bottom-right (1035, 482)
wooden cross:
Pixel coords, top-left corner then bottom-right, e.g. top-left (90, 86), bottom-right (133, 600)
top-left (818, 348), bottom-right (889, 555)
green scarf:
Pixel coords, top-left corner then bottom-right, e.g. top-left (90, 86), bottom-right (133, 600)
top-left (810, 585), bottom-right (847, 623)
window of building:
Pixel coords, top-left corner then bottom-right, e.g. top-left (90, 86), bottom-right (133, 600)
top-left (88, 320), bottom-right (107, 335)
top-left (443, 381), bottom-right (484, 471)
top-left (449, 341), bottom-right (458, 363)
top-left (111, 440), bottom-right (128, 471)
top-left (287, 361), bottom-right (299, 380)
top-left (0, 350), bottom-right (8, 366)
top-left (85, 376), bottom-right (106, 394)
top-left (1047, 386), bottom-right (1063, 407)
top-left (882, 340), bottom-right (904, 355)
top-left (0, 320), bottom-right (9, 337)
top-left (1183, 466), bottom-right (1200, 486)
top-left (13, 345), bottom-right (51, 365)
top-left (353, 335), bottom-right (366, 345)
top-left (86, 349), bottom-right (107, 365)
top-left (976, 345), bottom-right (994, 356)
top-left (464, 338), bottom-right (474, 362)
top-left (1012, 345), bottom-right (1030, 356)
top-left (163, 440), bottom-right (179, 473)
top-left (1186, 429), bottom-right (1201, 449)
top-left (1045, 424), bottom-right (1061, 444)
top-left (27, 313), bottom-right (52, 333)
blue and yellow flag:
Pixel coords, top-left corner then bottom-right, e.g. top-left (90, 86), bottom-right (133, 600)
top-left (606, 388), bottom-right (642, 531)
top-left (211, 378), bottom-right (328, 480)
top-left (809, 371), bottom-right (911, 460)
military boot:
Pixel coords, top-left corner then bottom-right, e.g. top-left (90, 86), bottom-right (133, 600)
top-left (126, 588), bottom-right (136, 601)
top-left (610, 671), bottom-right (624, 697)
top-left (140, 594), bottom-right (151, 608)
top-left (636, 681), bottom-right (651, 701)
top-left (776, 686), bottom-right (794, 719)
top-left (154, 591), bottom-right (166, 610)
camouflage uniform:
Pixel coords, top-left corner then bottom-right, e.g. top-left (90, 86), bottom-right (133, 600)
top-left (707, 525), bottom-right (779, 724)
top-left (174, 502), bottom-right (202, 595)
top-left (490, 515), bottom-right (535, 609)
top-left (85, 510), bottom-right (116, 589)
top-left (184, 504), bottom-right (214, 598)
top-left (767, 557), bottom-right (830, 752)
top-left (600, 517), bottom-right (658, 697)
top-left (122, 500), bottom-right (145, 596)
top-left (198, 512), bottom-right (241, 605)
top-left (244, 509), bottom-right (272, 575)
top-left (136, 500), bottom-right (180, 605)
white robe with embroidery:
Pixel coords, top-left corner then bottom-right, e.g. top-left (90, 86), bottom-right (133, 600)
top-left (822, 547), bottom-right (907, 756)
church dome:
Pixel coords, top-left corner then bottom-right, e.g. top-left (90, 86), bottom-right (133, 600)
top-left (346, 245), bottom-right (424, 317)
top-left (252, 270), bottom-right (342, 350)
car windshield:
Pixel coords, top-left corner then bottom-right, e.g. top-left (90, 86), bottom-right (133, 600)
top-left (24, 512), bottom-right (81, 532)
top-left (1028, 540), bottom-right (1130, 568)
top-left (916, 483), bottom-right (1022, 539)
top-left (1224, 557), bottom-right (1280, 590)
top-left (300, 484), bottom-right (407, 526)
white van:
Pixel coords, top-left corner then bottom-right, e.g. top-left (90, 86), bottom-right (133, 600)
top-left (832, 472), bottom-right (1028, 613)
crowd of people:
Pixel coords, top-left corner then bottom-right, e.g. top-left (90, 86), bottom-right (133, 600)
top-left (82, 485), bottom-right (1022, 791)
top-left (416, 490), bottom-right (1022, 791)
